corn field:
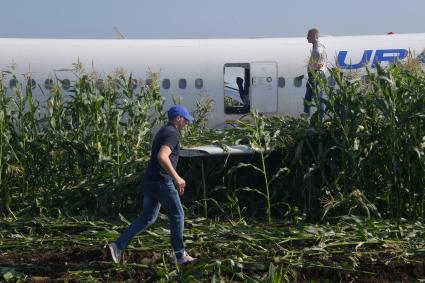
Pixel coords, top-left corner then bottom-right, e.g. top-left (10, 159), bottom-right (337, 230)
top-left (0, 64), bottom-right (424, 281)
top-left (0, 72), bottom-right (166, 218)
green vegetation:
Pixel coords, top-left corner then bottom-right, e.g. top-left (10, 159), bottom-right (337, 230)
top-left (0, 71), bottom-right (165, 218)
top-left (183, 64), bottom-right (425, 221)
top-left (0, 63), bottom-right (424, 281)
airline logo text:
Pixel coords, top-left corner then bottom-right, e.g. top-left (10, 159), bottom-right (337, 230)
top-left (337, 49), bottom-right (413, 69)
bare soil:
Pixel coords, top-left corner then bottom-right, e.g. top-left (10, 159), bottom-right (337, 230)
top-left (1, 245), bottom-right (423, 282)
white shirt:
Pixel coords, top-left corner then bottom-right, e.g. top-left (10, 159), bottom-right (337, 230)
top-left (308, 42), bottom-right (327, 72)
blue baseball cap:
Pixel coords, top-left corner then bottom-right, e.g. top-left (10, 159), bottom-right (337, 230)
top-left (167, 105), bottom-right (194, 122)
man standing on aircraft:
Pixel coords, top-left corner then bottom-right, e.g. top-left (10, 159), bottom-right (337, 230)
top-left (304, 28), bottom-right (327, 116)
top-left (107, 105), bottom-right (197, 265)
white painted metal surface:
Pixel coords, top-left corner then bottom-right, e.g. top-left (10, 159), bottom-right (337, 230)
top-left (250, 61), bottom-right (278, 113)
top-left (180, 145), bottom-right (257, 157)
top-left (0, 34), bottom-right (424, 129)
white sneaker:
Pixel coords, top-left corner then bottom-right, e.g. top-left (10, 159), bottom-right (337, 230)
top-left (176, 251), bottom-right (197, 265)
top-left (106, 242), bottom-right (123, 263)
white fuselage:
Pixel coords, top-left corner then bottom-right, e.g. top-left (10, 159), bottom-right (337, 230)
top-left (1, 34), bottom-right (424, 128)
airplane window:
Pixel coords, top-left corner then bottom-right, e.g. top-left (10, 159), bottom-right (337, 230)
top-left (179, 79), bottom-right (187, 89)
top-left (293, 77), bottom-right (303, 88)
top-left (27, 78), bottom-right (36, 90)
top-left (45, 79), bottom-right (53, 90)
top-left (62, 79), bottom-right (71, 90)
top-left (162, 79), bottom-right (170, 89)
top-left (9, 78), bottom-right (18, 88)
top-left (278, 77), bottom-right (285, 88)
top-left (195, 78), bottom-right (203, 89)
top-left (96, 79), bottom-right (104, 90)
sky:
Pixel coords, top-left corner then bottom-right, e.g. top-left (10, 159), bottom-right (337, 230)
top-left (1, 0), bottom-right (424, 39)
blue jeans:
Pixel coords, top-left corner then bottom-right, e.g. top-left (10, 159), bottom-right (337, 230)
top-left (115, 180), bottom-right (185, 259)
top-left (304, 71), bottom-right (325, 116)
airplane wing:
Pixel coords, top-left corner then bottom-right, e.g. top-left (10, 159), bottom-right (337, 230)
top-left (180, 144), bottom-right (259, 157)
top-left (224, 83), bottom-right (243, 103)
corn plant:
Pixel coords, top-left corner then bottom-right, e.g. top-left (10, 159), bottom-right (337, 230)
top-left (0, 82), bottom-right (18, 217)
top-left (294, 64), bottom-right (425, 219)
top-left (0, 68), bottom-right (166, 217)
top-left (1, 62), bottom-right (424, 221)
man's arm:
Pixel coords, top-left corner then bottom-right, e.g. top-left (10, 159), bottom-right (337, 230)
top-left (157, 145), bottom-right (186, 195)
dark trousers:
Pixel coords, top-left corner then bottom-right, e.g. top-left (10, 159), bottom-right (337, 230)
top-left (304, 71), bottom-right (325, 116)
top-left (115, 179), bottom-right (185, 259)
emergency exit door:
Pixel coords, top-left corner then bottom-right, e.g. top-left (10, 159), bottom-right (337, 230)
top-left (250, 62), bottom-right (278, 113)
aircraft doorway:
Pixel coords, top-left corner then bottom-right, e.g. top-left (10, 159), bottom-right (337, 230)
top-left (250, 62), bottom-right (278, 113)
top-left (224, 63), bottom-right (250, 114)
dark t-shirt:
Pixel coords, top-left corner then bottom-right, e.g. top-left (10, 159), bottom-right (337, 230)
top-left (143, 122), bottom-right (180, 182)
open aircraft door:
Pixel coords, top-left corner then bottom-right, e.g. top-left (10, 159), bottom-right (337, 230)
top-left (250, 62), bottom-right (278, 113)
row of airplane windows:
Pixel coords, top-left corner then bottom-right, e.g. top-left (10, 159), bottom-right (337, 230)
top-left (7, 76), bottom-right (340, 91)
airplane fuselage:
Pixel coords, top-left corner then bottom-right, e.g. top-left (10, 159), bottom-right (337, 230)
top-left (1, 34), bottom-right (424, 128)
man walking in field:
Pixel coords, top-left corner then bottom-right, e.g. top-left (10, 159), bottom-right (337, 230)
top-left (107, 105), bottom-right (197, 265)
top-left (304, 28), bottom-right (327, 116)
